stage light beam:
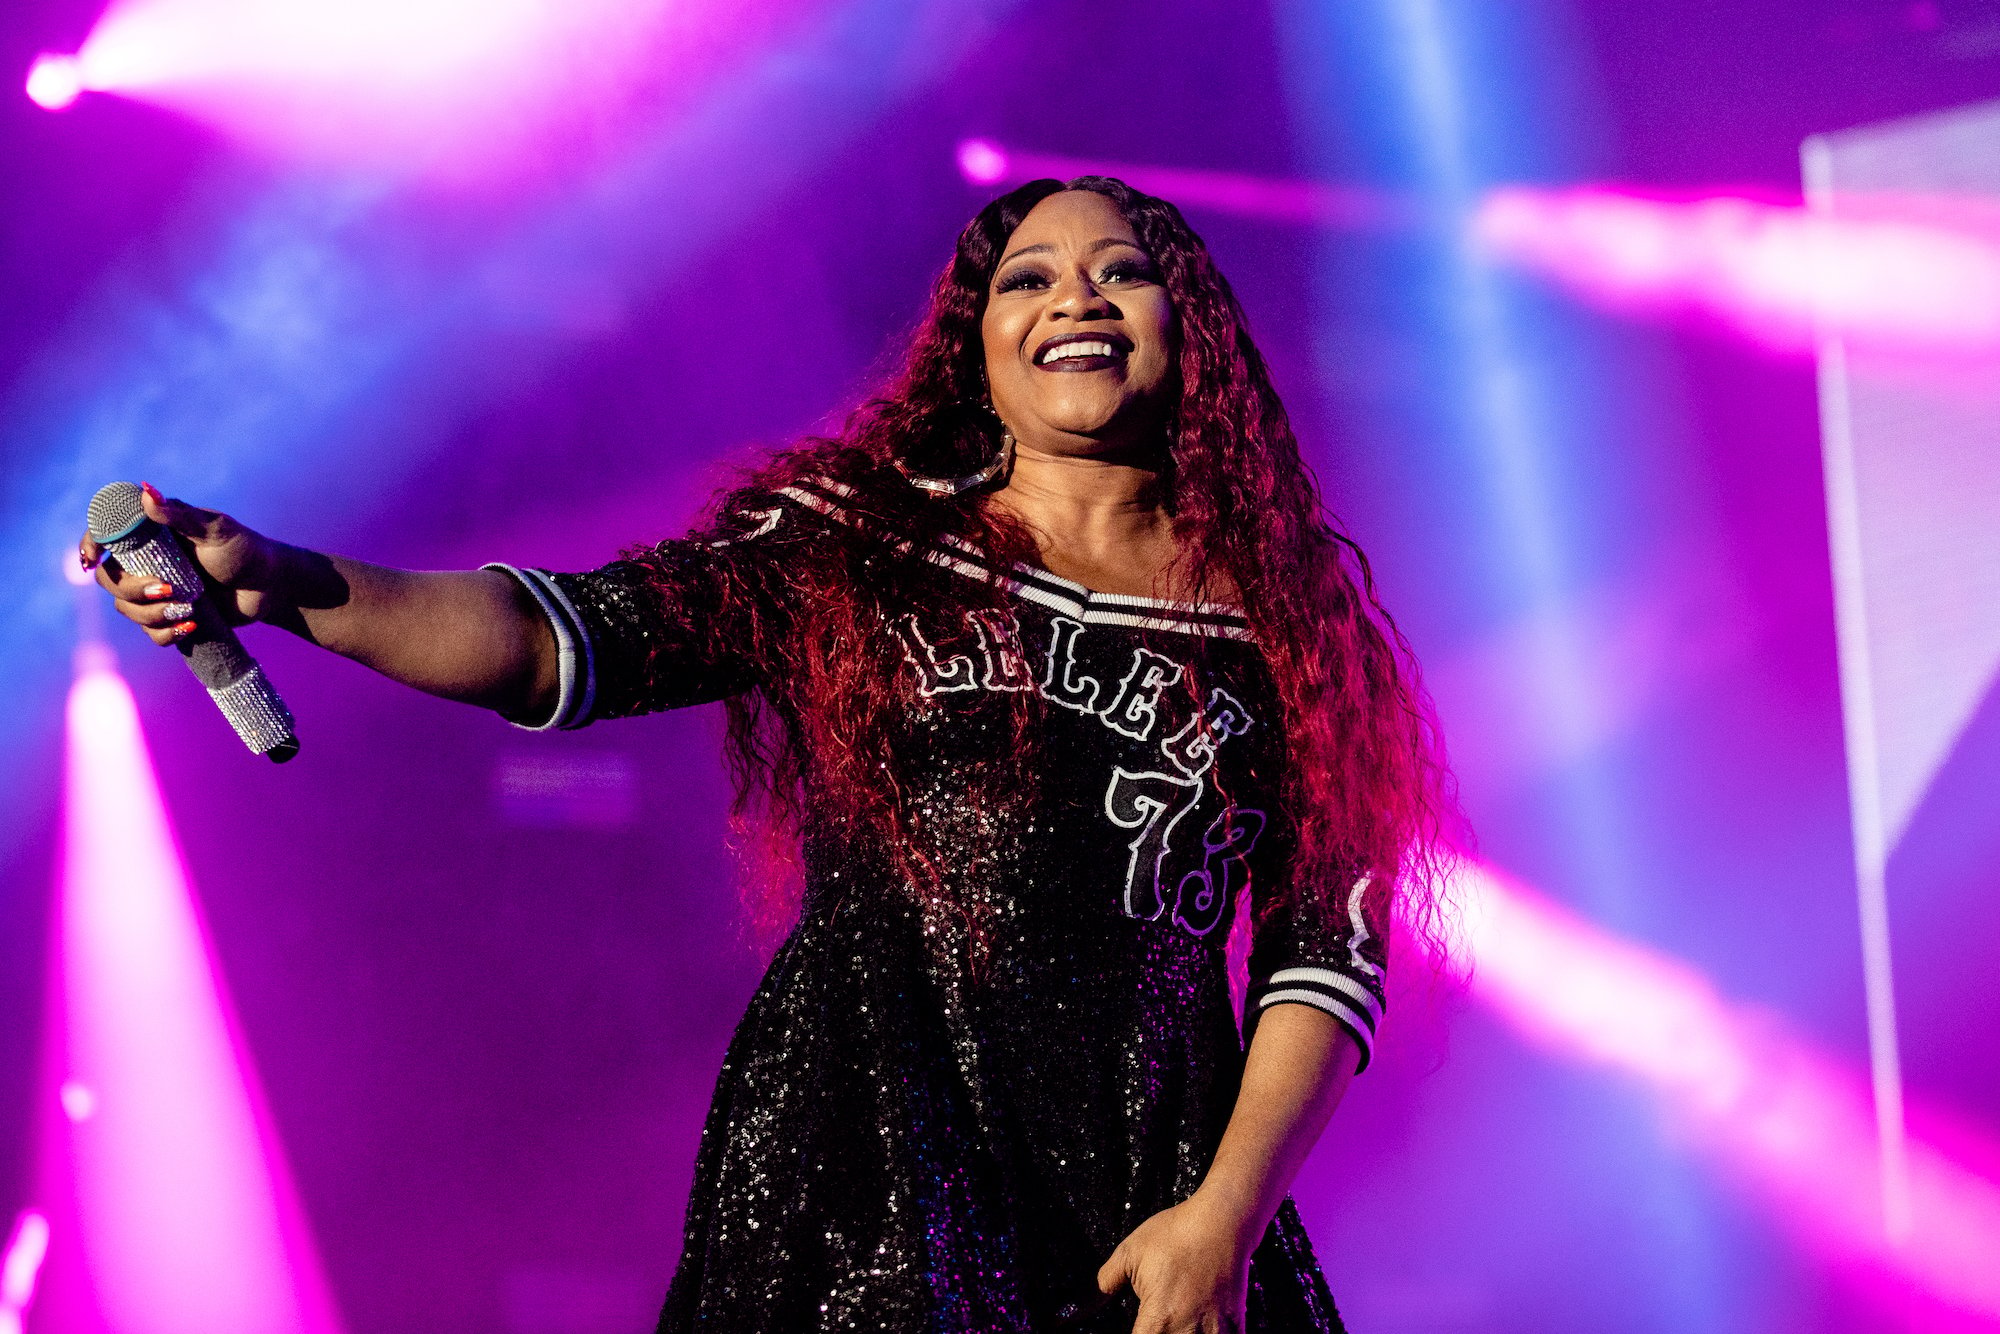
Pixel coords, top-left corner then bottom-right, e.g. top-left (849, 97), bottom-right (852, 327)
top-left (47, 648), bottom-right (344, 1334)
top-left (1455, 863), bottom-right (2000, 1320)
top-left (0, 1211), bottom-right (50, 1334)
top-left (1472, 187), bottom-right (2000, 354)
top-left (25, 55), bottom-right (84, 110)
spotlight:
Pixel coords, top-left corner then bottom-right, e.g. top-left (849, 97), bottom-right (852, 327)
top-left (956, 138), bottom-right (1009, 186)
top-left (45, 655), bottom-right (345, 1333)
top-left (25, 54), bottom-right (84, 111)
top-left (58, 1080), bottom-right (97, 1123)
top-left (0, 1210), bottom-right (51, 1334)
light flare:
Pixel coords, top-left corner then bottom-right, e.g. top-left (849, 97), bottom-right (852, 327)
top-left (0, 1211), bottom-right (51, 1334)
top-left (953, 138), bottom-right (1407, 229)
top-left (25, 54), bottom-right (84, 110)
top-left (32, 0), bottom-right (682, 166)
top-left (44, 650), bottom-right (344, 1334)
top-left (1472, 187), bottom-right (2000, 353)
top-left (1456, 863), bottom-right (2000, 1320)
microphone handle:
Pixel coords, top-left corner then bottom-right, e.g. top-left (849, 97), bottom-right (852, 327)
top-left (109, 530), bottom-right (300, 763)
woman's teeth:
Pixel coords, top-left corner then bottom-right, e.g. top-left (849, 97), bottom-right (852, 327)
top-left (1041, 340), bottom-right (1119, 364)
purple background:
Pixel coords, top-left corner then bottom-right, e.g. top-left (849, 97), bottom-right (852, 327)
top-left (4, 1), bottom-right (1998, 1331)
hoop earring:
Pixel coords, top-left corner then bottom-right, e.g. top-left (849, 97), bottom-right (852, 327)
top-left (895, 427), bottom-right (1015, 499)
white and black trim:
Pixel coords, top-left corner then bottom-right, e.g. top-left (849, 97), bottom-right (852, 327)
top-left (484, 563), bottom-right (597, 731)
top-left (775, 476), bottom-right (1254, 641)
top-left (1249, 962), bottom-right (1384, 1072)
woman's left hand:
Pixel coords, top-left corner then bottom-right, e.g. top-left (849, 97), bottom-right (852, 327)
top-left (1096, 1191), bottom-right (1257, 1334)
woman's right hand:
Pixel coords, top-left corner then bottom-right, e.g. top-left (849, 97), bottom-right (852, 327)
top-left (80, 483), bottom-right (288, 645)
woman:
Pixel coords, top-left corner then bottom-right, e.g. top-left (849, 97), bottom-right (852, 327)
top-left (85, 177), bottom-right (1450, 1334)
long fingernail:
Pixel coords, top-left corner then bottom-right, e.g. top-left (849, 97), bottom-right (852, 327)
top-left (173, 620), bottom-right (196, 638)
top-left (79, 546), bottom-right (96, 570)
top-left (141, 482), bottom-right (164, 505)
top-left (145, 582), bottom-right (172, 598)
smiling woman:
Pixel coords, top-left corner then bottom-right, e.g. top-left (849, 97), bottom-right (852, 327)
top-left (82, 176), bottom-right (1453, 1334)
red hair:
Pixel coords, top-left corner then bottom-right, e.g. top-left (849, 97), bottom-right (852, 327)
top-left (677, 177), bottom-right (1457, 962)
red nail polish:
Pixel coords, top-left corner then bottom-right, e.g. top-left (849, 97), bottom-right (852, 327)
top-left (174, 620), bottom-right (196, 637)
top-left (146, 582), bottom-right (172, 598)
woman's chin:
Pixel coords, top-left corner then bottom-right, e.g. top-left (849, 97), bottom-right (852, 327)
top-left (1016, 408), bottom-right (1167, 455)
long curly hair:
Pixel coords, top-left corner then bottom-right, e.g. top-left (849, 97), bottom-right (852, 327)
top-left (684, 176), bottom-right (1456, 963)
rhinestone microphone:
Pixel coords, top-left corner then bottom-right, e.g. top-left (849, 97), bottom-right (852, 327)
top-left (86, 482), bottom-right (300, 762)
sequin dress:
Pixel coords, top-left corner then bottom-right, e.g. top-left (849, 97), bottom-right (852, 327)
top-left (486, 476), bottom-right (1386, 1333)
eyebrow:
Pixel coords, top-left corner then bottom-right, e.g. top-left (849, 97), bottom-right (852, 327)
top-left (995, 236), bottom-right (1146, 268)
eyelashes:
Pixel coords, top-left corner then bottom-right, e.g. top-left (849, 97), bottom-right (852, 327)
top-left (1098, 259), bottom-right (1157, 284)
top-left (994, 268), bottom-right (1047, 294)
top-left (993, 258), bottom-right (1158, 294)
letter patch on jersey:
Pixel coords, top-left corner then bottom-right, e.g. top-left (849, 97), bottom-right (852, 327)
top-left (1040, 616), bottom-right (1101, 713)
top-left (893, 614), bottom-right (980, 696)
top-left (1160, 688), bottom-right (1254, 777)
top-left (1098, 648), bottom-right (1184, 741)
top-left (969, 610), bottom-right (1036, 692)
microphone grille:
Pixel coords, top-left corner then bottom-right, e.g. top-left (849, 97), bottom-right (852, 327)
top-left (86, 481), bottom-right (147, 544)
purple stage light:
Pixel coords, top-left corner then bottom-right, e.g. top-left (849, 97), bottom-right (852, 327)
top-left (1472, 186), bottom-right (2000, 355)
top-left (1457, 863), bottom-right (2000, 1320)
top-left (39, 0), bottom-right (694, 170)
top-left (952, 144), bottom-right (2000, 360)
top-left (0, 1211), bottom-right (50, 1334)
top-left (953, 138), bottom-right (1408, 229)
top-left (57, 1079), bottom-right (96, 1123)
top-left (956, 138), bottom-right (1008, 185)
top-left (45, 648), bottom-right (345, 1334)
top-left (25, 54), bottom-right (84, 110)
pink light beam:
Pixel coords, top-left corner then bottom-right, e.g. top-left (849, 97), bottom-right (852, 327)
top-left (954, 145), bottom-right (2000, 358)
top-left (1456, 862), bottom-right (2000, 1322)
top-left (954, 138), bottom-right (1411, 230)
top-left (0, 1211), bottom-right (50, 1334)
top-left (51, 646), bottom-right (343, 1334)
top-left (24, 55), bottom-right (84, 110)
top-left (30, 0), bottom-right (679, 167)
top-left (1472, 186), bottom-right (2000, 355)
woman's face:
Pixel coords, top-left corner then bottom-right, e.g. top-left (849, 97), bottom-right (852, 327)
top-left (981, 190), bottom-right (1177, 457)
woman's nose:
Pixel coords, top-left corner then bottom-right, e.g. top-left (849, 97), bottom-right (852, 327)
top-left (1048, 269), bottom-right (1114, 319)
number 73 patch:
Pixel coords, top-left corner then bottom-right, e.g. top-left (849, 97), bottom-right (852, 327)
top-left (1104, 768), bottom-right (1265, 938)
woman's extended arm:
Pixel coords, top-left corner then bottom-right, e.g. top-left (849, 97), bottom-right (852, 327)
top-left (83, 486), bottom-right (558, 719)
top-left (1097, 1004), bottom-right (1360, 1334)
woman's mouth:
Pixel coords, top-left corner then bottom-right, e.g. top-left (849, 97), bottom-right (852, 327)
top-left (1034, 332), bottom-right (1131, 371)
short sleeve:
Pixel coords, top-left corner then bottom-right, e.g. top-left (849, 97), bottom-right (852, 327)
top-left (1246, 871), bottom-right (1390, 1072)
top-left (485, 518), bottom-right (793, 731)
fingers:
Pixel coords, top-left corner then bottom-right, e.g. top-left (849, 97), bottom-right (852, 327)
top-left (84, 539), bottom-right (197, 643)
top-left (1097, 1243), bottom-right (1131, 1297)
top-left (117, 591), bottom-right (198, 645)
top-left (138, 616), bottom-right (199, 647)
top-left (141, 482), bottom-right (225, 541)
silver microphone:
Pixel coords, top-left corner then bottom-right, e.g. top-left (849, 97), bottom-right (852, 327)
top-left (86, 482), bottom-right (300, 763)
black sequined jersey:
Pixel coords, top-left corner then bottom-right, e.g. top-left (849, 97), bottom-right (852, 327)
top-left (485, 475), bottom-right (1386, 1334)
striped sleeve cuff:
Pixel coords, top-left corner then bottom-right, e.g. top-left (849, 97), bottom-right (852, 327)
top-left (483, 563), bottom-right (596, 731)
top-left (1248, 965), bottom-right (1384, 1073)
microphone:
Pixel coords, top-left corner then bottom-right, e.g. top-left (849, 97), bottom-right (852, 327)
top-left (86, 482), bottom-right (300, 763)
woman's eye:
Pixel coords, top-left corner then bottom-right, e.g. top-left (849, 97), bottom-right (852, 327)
top-left (1099, 260), bottom-right (1155, 284)
top-left (995, 269), bottom-right (1049, 293)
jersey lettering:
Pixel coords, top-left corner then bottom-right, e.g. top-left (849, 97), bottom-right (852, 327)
top-left (1099, 649), bottom-right (1185, 741)
top-left (1040, 616), bottom-right (1101, 713)
top-left (893, 614), bottom-right (980, 696)
top-left (969, 610), bottom-right (1036, 692)
top-left (1160, 688), bottom-right (1254, 777)
top-left (1103, 768), bottom-right (1204, 920)
top-left (1172, 807), bottom-right (1266, 937)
